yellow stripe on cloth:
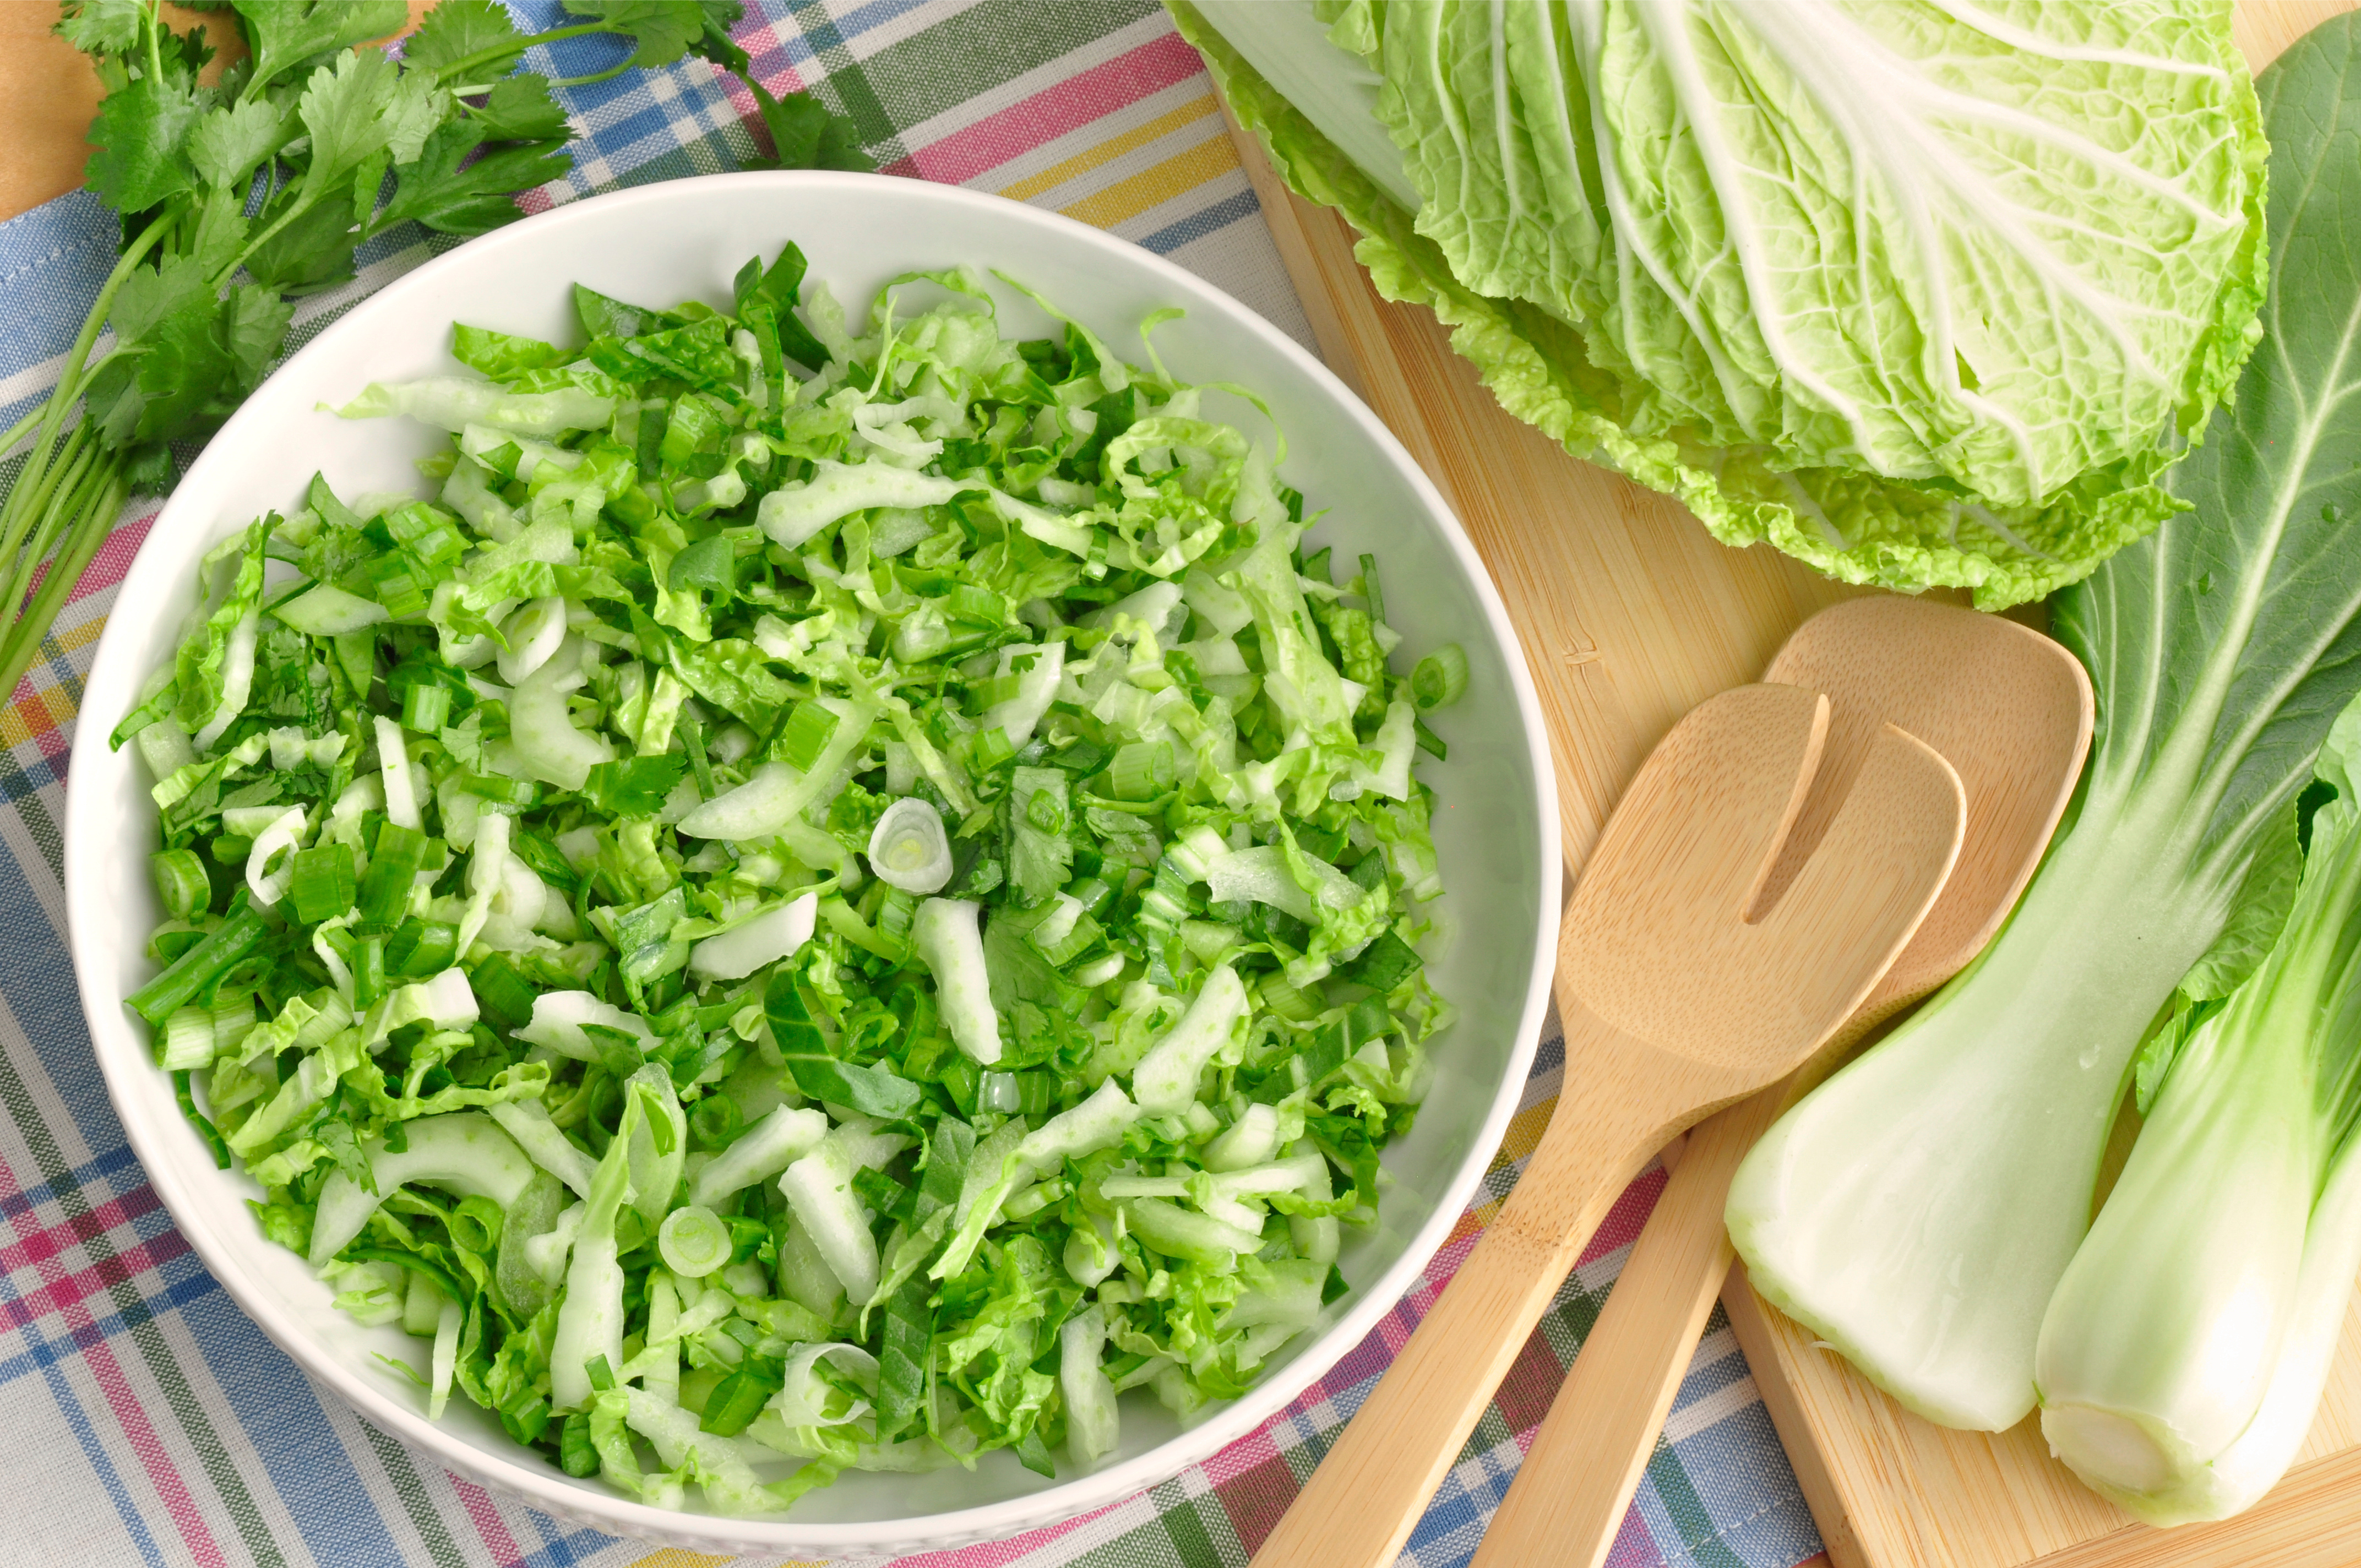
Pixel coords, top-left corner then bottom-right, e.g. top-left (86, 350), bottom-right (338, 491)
top-left (0, 613), bottom-right (102, 746)
top-left (1058, 134), bottom-right (1241, 231)
top-left (998, 95), bottom-right (1221, 203)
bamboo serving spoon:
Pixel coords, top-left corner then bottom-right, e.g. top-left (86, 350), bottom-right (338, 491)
top-left (1244, 677), bottom-right (1966, 1568)
top-left (1470, 597), bottom-right (2093, 1568)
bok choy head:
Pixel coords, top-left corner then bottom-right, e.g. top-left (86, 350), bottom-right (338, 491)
top-left (2033, 694), bottom-right (2361, 1526)
top-left (1725, 13), bottom-right (2361, 1434)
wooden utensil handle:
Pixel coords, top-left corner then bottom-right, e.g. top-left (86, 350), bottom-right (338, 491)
top-left (1469, 1085), bottom-right (1788, 1568)
top-left (1469, 990), bottom-right (1919, 1568)
top-left (1246, 1007), bottom-right (1688, 1568)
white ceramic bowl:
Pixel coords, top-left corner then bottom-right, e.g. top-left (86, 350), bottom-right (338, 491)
top-left (64, 172), bottom-right (1559, 1556)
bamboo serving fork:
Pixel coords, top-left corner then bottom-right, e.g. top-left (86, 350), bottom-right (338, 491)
top-left (1470, 598), bottom-right (2093, 1568)
top-left (1245, 676), bottom-right (1967, 1568)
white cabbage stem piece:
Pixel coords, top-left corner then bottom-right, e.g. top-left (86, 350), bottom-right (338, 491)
top-left (307, 1113), bottom-right (536, 1268)
top-left (913, 898), bottom-right (1001, 1063)
top-left (688, 892), bottom-right (817, 981)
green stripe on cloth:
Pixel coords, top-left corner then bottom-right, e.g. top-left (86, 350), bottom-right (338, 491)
top-left (848, 0), bottom-right (1166, 130)
top-left (0, 999), bottom-right (284, 1568)
top-left (356, 1416), bottom-right (474, 1568)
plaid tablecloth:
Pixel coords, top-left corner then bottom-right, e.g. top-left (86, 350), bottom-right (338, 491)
top-left (0, 3), bottom-right (1830, 1565)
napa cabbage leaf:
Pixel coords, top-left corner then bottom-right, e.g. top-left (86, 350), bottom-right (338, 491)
top-left (1172, 0), bottom-right (2268, 608)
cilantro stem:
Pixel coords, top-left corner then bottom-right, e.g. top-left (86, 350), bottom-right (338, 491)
top-left (143, 2), bottom-right (164, 90)
top-left (0, 421), bottom-right (95, 590)
top-left (429, 21), bottom-right (617, 85)
top-left (0, 422), bottom-right (90, 601)
top-left (0, 406), bottom-right (41, 460)
top-left (0, 453), bottom-right (126, 699)
top-left (0, 214), bottom-right (171, 551)
top-left (550, 62), bottom-right (633, 89)
top-left (223, 189), bottom-right (320, 286)
top-left (0, 199), bottom-right (165, 701)
top-left (1, 443), bottom-right (95, 629)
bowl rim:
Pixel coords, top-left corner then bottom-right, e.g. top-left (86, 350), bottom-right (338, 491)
top-left (63, 168), bottom-right (1561, 1555)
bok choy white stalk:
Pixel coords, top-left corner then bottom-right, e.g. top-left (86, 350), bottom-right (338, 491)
top-left (1727, 21), bottom-right (2361, 1434)
top-left (2034, 696), bottom-right (2361, 1525)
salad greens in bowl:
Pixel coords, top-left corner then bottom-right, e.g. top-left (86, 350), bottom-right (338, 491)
top-left (64, 172), bottom-right (1557, 1556)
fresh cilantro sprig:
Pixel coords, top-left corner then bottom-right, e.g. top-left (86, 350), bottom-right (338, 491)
top-left (0, 0), bottom-right (868, 703)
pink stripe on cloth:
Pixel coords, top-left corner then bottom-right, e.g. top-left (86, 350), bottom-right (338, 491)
top-left (0, 1151), bottom-right (227, 1567)
top-left (1580, 1166), bottom-right (1668, 1268)
top-left (1, 1231), bottom-right (194, 1333)
top-left (69, 1313), bottom-right (231, 1568)
top-left (1604, 1499), bottom-right (1665, 1568)
top-left (0, 1179), bottom-right (166, 1271)
top-left (1193, 1419), bottom-right (1283, 1488)
top-left (68, 508), bottom-right (156, 609)
top-left (448, 1474), bottom-right (527, 1567)
top-left (884, 32), bottom-right (1205, 187)
top-left (890, 1496), bottom-right (1128, 1568)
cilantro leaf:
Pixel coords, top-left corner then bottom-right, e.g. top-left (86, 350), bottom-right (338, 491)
top-left (87, 277), bottom-right (292, 445)
top-left (243, 197), bottom-right (360, 291)
top-left (581, 755), bottom-right (688, 816)
top-left (186, 96), bottom-right (290, 189)
top-left (378, 123), bottom-right (569, 238)
top-left (467, 74), bottom-right (570, 141)
top-left (812, 114), bottom-right (872, 173)
top-left (741, 75), bottom-right (874, 173)
top-left (56, 0), bottom-right (145, 55)
top-left (559, 0), bottom-right (708, 69)
top-left (295, 47), bottom-right (443, 189)
top-left (399, 0), bottom-right (525, 78)
top-left (233, 0), bottom-right (407, 93)
top-left (109, 254), bottom-right (214, 346)
top-left (223, 285), bottom-right (295, 386)
top-left (186, 184), bottom-right (253, 280)
top-left (83, 74), bottom-right (206, 213)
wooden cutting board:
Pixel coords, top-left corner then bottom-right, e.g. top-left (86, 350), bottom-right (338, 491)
top-left (1218, 2), bottom-right (2361, 1564)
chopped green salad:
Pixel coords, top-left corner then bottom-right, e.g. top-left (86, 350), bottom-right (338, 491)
top-left (112, 246), bottom-right (1460, 1513)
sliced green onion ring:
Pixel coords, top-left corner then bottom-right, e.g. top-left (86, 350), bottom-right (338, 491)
top-left (150, 848), bottom-right (209, 922)
top-left (1412, 642), bottom-right (1470, 711)
top-left (243, 805), bottom-right (309, 907)
top-left (657, 1204), bottom-right (732, 1278)
top-left (867, 797), bottom-right (953, 894)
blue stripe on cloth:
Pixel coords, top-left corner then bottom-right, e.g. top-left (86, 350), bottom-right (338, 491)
top-left (737, 0), bottom-right (939, 73)
top-left (22, 1311), bottom-right (172, 1568)
top-left (0, 839), bottom-right (123, 1147)
top-left (1639, 1400), bottom-right (1821, 1568)
top-left (0, 1140), bottom-right (143, 1223)
top-left (510, 1525), bottom-right (622, 1568)
top-left (1672, 1341), bottom-right (1752, 1409)
top-left (1399, 1438), bottom-right (1522, 1568)
top-left (1139, 188), bottom-right (1259, 255)
top-left (0, 189), bottom-right (115, 394)
top-left (0, 1272), bottom-right (222, 1392)
top-left (182, 1287), bottom-right (411, 1568)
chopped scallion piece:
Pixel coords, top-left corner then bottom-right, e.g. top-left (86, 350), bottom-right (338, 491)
top-left (150, 848), bottom-right (210, 922)
top-left (1411, 643), bottom-right (1469, 711)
